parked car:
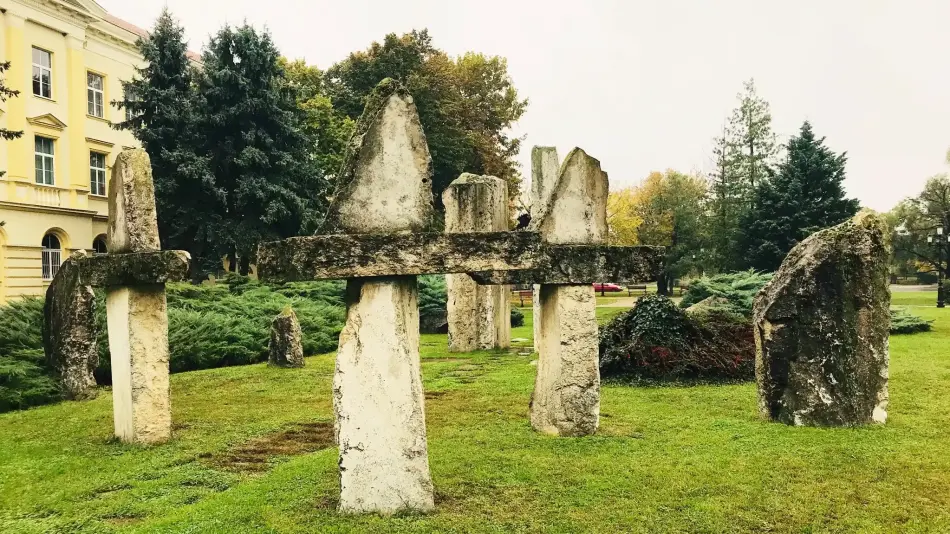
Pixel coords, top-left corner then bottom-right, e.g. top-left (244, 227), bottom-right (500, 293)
top-left (593, 283), bottom-right (623, 293)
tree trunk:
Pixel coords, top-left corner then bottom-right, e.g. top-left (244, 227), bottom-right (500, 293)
top-left (226, 249), bottom-right (237, 273)
top-left (657, 273), bottom-right (669, 296)
top-left (239, 255), bottom-right (250, 276)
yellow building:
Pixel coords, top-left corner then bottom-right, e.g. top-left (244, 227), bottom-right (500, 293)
top-left (0, 0), bottom-right (149, 303)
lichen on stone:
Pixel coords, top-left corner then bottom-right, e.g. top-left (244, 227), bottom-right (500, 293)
top-left (753, 209), bottom-right (891, 427)
top-left (43, 250), bottom-right (98, 401)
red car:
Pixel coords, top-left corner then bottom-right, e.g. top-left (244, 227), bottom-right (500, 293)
top-left (593, 283), bottom-right (623, 293)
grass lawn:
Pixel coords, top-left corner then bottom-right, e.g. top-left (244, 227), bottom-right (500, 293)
top-left (3, 296), bottom-right (950, 532)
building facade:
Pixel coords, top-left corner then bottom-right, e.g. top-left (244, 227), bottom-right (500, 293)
top-left (0, 0), bottom-right (145, 303)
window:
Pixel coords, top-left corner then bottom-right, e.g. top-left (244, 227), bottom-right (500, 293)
top-left (41, 234), bottom-right (62, 281)
top-left (92, 236), bottom-right (107, 255)
top-left (32, 47), bottom-right (52, 98)
top-left (123, 87), bottom-right (136, 122)
top-left (87, 72), bottom-right (104, 118)
top-left (90, 152), bottom-right (106, 196)
top-left (34, 137), bottom-right (54, 185)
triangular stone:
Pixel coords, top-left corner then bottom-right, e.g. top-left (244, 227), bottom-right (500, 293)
top-left (322, 79), bottom-right (433, 234)
top-left (530, 147), bottom-right (608, 244)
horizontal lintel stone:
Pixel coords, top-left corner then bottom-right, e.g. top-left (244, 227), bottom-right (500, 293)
top-left (79, 251), bottom-right (191, 287)
top-left (468, 245), bottom-right (664, 285)
top-left (257, 232), bottom-right (663, 284)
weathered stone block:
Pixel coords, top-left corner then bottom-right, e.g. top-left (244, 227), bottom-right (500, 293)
top-left (444, 174), bottom-right (510, 352)
top-left (269, 307), bottom-right (304, 368)
top-left (529, 147), bottom-right (608, 437)
top-left (43, 250), bottom-right (98, 401)
top-left (321, 79), bottom-right (433, 235)
top-left (467, 244), bottom-right (663, 285)
top-left (531, 147), bottom-right (559, 351)
top-left (108, 149), bottom-right (160, 254)
top-left (754, 210), bottom-right (891, 427)
top-left (79, 251), bottom-right (190, 287)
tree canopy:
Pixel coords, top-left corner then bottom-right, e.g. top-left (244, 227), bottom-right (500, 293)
top-left (738, 121), bottom-right (859, 271)
top-left (325, 29), bottom-right (528, 212)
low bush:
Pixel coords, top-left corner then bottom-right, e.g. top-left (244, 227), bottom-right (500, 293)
top-left (679, 270), bottom-right (773, 317)
top-left (0, 298), bottom-right (59, 412)
top-left (890, 309), bottom-right (933, 335)
top-left (511, 307), bottom-right (525, 328)
top-left (600, 295), bottom-right (754, 381)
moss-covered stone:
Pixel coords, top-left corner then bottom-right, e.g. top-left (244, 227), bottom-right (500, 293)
top-left (78, 251), bottom-right (190, 287)
top-left (43, 251), bottom-right (98, 401)
top-left (269, 307), bottom-right (304, 368)
top-left (753, 210), bottom-right (891, 426)
top-left (109, 149), bottom-right (161, 254)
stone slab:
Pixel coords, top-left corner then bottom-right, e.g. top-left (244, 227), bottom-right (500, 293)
top-left (43, 250), bottom-right (98, 401)
top-left (79, 250), bottom-right (190, 287)
top-left (468, 245), bottom-right (663, 285)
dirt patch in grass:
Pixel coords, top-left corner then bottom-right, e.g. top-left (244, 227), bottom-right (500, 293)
top-left (212, 421), bottom-right (335, 473)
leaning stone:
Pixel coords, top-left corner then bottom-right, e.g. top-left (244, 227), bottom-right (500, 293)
top-left (529, 148), bottom-right (608, 437)
top-left (443, 173), bottom-right (511, 352)
top-left (328, 79), bottom-right (435, 514)
top-left (269, 307), bottom-right (304, 368)
top-left (753, 210), bottom-right (891, 427)
top-left (43, 250), bottom-right (98, 401)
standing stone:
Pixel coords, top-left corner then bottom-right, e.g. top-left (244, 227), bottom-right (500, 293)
top-left (529, 148), bottom-right (608, 436)
top-left (754, 210), bottom-right (891, 427)
top-left (444, 174), bottom-right (511, 352)
top-left (268, 307), bottom-right (304, 368)
top-left (43, 250), bottom-right (98, 401)
top-left (530, 147), bottom-right (559, 351)
top-left (106, 149), bottom-right (171, 444)
top-left (324, 79), bottom-right (434, 514)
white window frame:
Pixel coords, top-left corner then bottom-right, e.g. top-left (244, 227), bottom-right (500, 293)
top-left (90, 152), bottom-right (107, 196)
top-left (87, 72), bottom-right (104, 118)
top-left (32, 47), bottom-right (52, 99)
top-left (41, 234), bottom-right (62, 281)
top-left (123, 87), bottom-right (136, 122)
top-left (34, 136), bottom-right (55, 186)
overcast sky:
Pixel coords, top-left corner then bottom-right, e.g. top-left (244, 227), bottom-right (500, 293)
top-left (97, 0), bottom-right (950, 211)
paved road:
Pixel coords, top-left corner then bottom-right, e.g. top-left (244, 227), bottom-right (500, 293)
top-left (891, 285), bottom-right (937, 292)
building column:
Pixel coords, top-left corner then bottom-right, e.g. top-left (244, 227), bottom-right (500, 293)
top-left (3, 10), bottom-right (29, 182)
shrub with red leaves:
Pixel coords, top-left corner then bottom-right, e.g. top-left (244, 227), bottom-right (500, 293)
top-left (599, 295), bottom-right (755, 381)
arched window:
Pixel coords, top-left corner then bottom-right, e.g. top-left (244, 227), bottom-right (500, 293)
top-left (41, 233), bottom-right (62, 281)
top-left (92, 236), bottom-right (107, 255)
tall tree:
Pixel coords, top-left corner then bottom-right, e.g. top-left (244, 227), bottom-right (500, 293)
top-left (707, 79), bottom-right (779, 271)
top-left (738, 121), bottom-right (859, 271)
top-left (606, 187), bottom-right (643, 246)
top-left (113, 10), bottom-right (218, 280)
top-left (197, 25), bottom-right (328, 274)
top-left (281, 59), bottom-right (355, 181)
top-left (0, 61), bottom-right (24, 177)
top-left (325, 29), bottom-right (527, 213)
top-left (628, 170), bottom-right (708, 294)
top-left (891, 155), bottom-right (950, 289)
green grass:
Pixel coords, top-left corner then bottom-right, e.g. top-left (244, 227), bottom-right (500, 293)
top-left (892, 290), bottom-right (940, 307)
top-left (3, 297), bottom-right (950, 532)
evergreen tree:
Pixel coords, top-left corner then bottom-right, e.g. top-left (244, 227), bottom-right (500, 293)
top-left (197, 24), bottom-right (327, 274)
top-left (739, 121), bottom-right (859, 271)
top-left (113, 10), bottom-right (219, 281)
top-left (0, 61), bottom-right (24, 177)
top-left (707, 79), bottom-right (779, 270)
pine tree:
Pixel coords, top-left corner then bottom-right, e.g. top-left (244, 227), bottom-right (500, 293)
top-left (707, 123), bottom-right (743, 270)
top-left (113, 10), bottom-right (219, 281)
top-left (0, 61), bottom-right (24, 177)
top-left (197, 24), bottom-right (327, 274)
top-left (739, 121), bottom-right (860, 271)
top-left (730, 79), bottom-right (779, 199)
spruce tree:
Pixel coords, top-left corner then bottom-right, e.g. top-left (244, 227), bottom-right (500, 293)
top-left (197, 24), bottom-right (327, 274)
top-left (739, 121), bottom-right (860, 271)
top-left (113, 10), bottom-right (219, 280)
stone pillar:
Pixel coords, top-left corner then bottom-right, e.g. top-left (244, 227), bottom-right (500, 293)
top-left (105, 149), bottom-right (171, 444)
top-left (322, 81), bottom-right (434, 514)
top-left (443, 174), bottom-right (511, 352)
top-left (268, 307), bottom-right (304, 368)
top-left (530, 147), bottom-right (559, 350)
top-left (529, 148), bottom-right (608, 437)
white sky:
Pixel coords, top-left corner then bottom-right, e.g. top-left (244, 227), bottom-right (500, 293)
top-left (97, 0), bottom-right (950, 211)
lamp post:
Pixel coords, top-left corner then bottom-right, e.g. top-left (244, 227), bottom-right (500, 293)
top-left (927, 226), bottom-right (947, 308)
